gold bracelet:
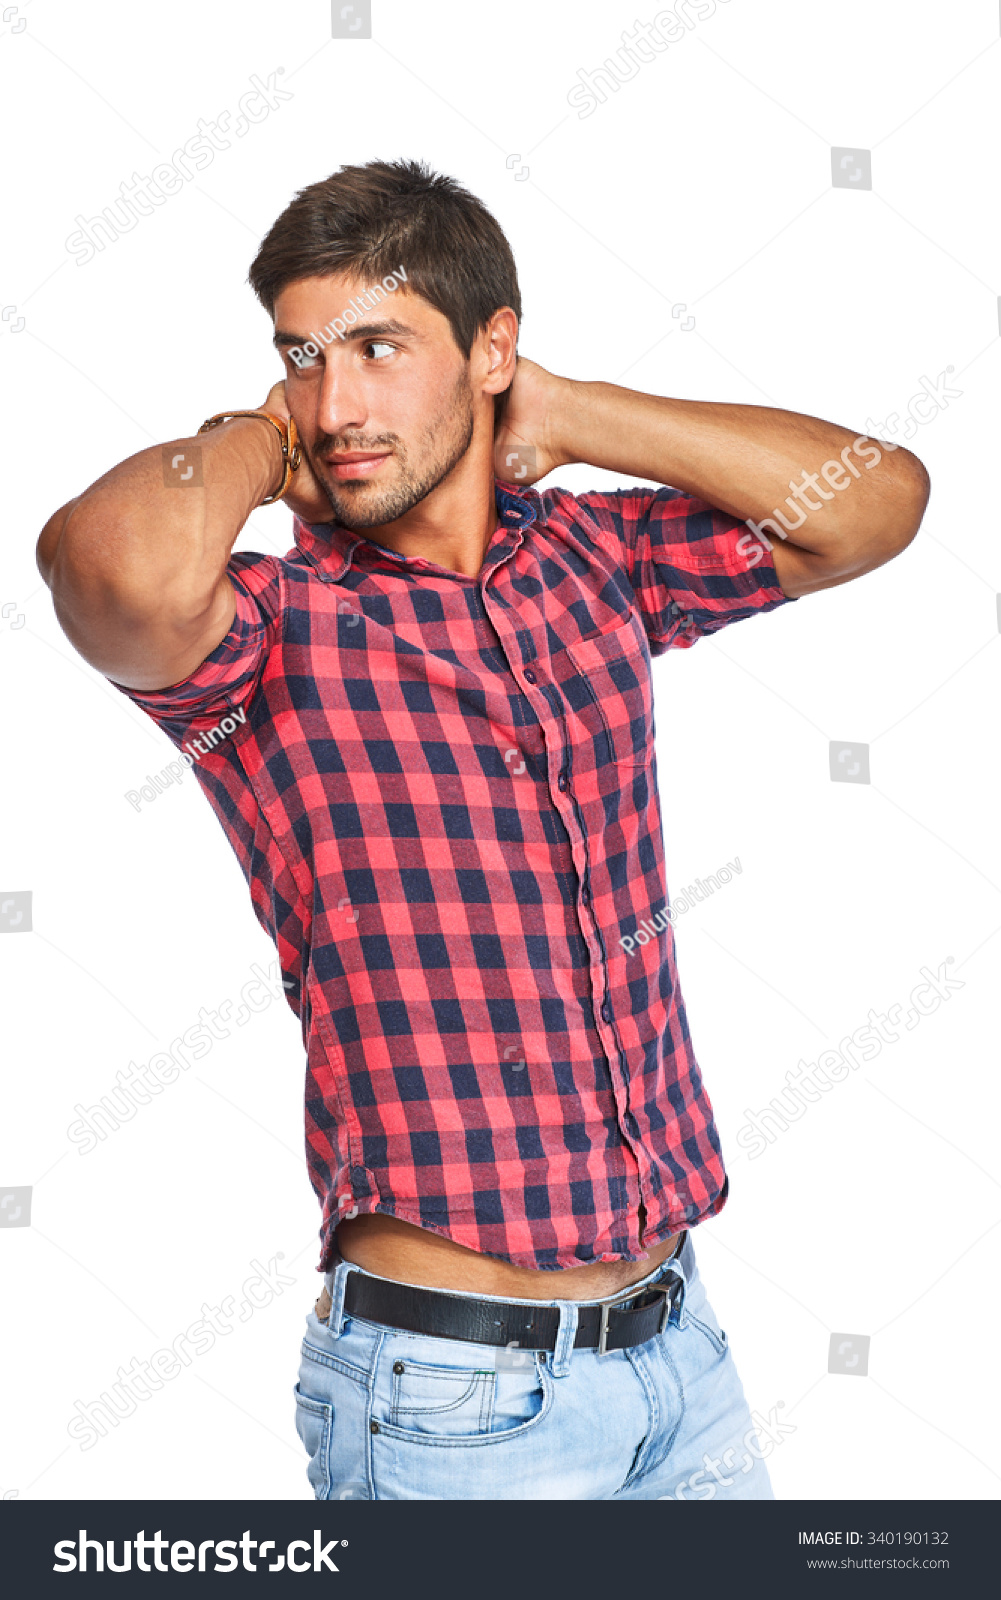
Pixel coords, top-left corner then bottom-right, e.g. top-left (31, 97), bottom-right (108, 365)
top-left (197, 409), bottom-right (302, 504)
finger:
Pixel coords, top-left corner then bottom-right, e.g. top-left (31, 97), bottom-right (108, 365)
top-left (263, 380), bottom-right (289, 417)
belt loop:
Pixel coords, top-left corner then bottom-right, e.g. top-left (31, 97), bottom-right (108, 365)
top-left (549, 1301), bottom-right (579, 1378)
top-left (324, 1256), bottom-right (358, 1339)
top-left (671, 1231), bottom-right (692, 1328)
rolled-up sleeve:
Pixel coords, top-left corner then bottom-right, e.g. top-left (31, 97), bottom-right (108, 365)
top-left (107, 551), bottom-right (283, 737)
top-left (568, 485), bottom-right (796, 652)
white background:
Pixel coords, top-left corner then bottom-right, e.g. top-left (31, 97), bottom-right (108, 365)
top-left (1, 0), bottom-right (999, 1501)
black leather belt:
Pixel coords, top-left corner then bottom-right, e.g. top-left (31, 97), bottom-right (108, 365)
top-left (339, 1234), bottom-right (686, 1356)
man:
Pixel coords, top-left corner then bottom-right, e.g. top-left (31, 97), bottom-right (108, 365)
top-left (37, 160), bottom-right (929, 1500)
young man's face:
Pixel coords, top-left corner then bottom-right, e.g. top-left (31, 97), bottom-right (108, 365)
top-left (273, 272), bottom-right (479, 530)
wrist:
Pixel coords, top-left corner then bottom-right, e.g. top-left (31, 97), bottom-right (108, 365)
top-left (558, 378), bottom-right (643, 474)
top-left (211, 415), bottom-right (287, 506)
top-left (549, 375), bottom-right (592, 470)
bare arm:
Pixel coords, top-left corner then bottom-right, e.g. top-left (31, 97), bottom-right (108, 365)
top-left (494, 360), bottom-right (931, 599)
top-left (36, 383), bottom-right (331, 690)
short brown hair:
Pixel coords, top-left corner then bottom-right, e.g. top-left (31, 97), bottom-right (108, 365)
top-left (248, 159), bottom-right (521, 358)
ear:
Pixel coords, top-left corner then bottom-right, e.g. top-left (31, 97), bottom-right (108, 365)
top-left (477, 307), bottom-right (519, 398)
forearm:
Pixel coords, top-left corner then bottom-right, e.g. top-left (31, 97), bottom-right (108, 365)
top-left (39, 418), bottom-right (283, 686)
top-left (554, 380), bottom-right (930, 569)
top-left (42, 419), bottom-right (281, 605)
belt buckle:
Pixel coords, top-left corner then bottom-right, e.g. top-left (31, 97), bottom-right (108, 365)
top-left (596, 1277), bottom-right (674, 1357)
top-left (596, 1298), bottom-right (615, 1357)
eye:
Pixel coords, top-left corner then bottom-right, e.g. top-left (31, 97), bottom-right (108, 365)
top-left (364, 341), bottom-right (395, 360)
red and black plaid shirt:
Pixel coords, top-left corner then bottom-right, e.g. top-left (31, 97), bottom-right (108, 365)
top-left (113, 480), bottom-right (793, 1273)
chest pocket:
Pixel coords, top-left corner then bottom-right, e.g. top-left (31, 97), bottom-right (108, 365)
top-left (565, 614), bottom-right (654, 769)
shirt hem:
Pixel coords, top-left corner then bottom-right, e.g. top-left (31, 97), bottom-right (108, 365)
top-left (316, 1190), bottom-right (726, 1275)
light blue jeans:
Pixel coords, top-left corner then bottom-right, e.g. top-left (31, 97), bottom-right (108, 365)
top-left (293, 1232), bottom-right (773, 1500)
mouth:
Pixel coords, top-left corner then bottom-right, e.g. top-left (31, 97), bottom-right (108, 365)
top-left (324, 451), bottom-right (392, 481)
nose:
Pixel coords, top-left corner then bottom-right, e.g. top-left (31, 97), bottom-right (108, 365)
top-left (315, 347), bottom-right (369, 440)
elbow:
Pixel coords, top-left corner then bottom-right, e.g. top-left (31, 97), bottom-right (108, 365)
top-left (37, 503), bottom-right (69, 587)
top-left (851, 446), bottom-right (931, 575)
top-left (37, 496), bottom-right (84, 589)
top-left (883, 446), bottom-right (931, 556)
top-left (777, 448), bottom-right (931, 597)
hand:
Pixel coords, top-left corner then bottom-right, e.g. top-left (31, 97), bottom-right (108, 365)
top-left (257, 380), bottom-right (334, 524)
top-left (492, 357), bottom-right (576, 487)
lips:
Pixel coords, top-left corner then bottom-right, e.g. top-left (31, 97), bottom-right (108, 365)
top-left (325, 452), bottom-right (391, 481)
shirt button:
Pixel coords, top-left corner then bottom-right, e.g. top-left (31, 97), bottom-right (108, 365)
top-left (601, 1002), bottom-right (612, 1024)
top-left (504, 509), bottom-right (519, 519)
top-left (581, 885), bottom-right (591, 905)
top-left (524, 668), bottom-right (537, 684)
top-left (557, 772), bottom-right (568, 792)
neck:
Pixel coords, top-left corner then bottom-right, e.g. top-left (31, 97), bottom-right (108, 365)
top-left (353, 443), bottom-right (499, 578)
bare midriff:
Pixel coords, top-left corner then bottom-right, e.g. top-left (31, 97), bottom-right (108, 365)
top-left (334, 1204), bottom-right (681, 1302)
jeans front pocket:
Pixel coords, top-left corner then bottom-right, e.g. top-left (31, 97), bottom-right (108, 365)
top-left (390, 1356), bottom-right (495, 1434)
top-left (376, 1336), bottom-right (553, 1448)
top-left (293, 1382), bottom-right (334, 1499)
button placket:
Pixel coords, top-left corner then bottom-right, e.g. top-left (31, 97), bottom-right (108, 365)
top-left (481, 583), bottom-right (560, 802)
top-left (481, 549), bottom-right (631, 1150)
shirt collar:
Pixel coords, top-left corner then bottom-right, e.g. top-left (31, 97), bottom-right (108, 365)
top-left (290, 480), bottom-right (542, 581)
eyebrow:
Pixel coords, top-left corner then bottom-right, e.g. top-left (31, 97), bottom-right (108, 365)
top-left (273, 319), bottom-right (415, 349)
